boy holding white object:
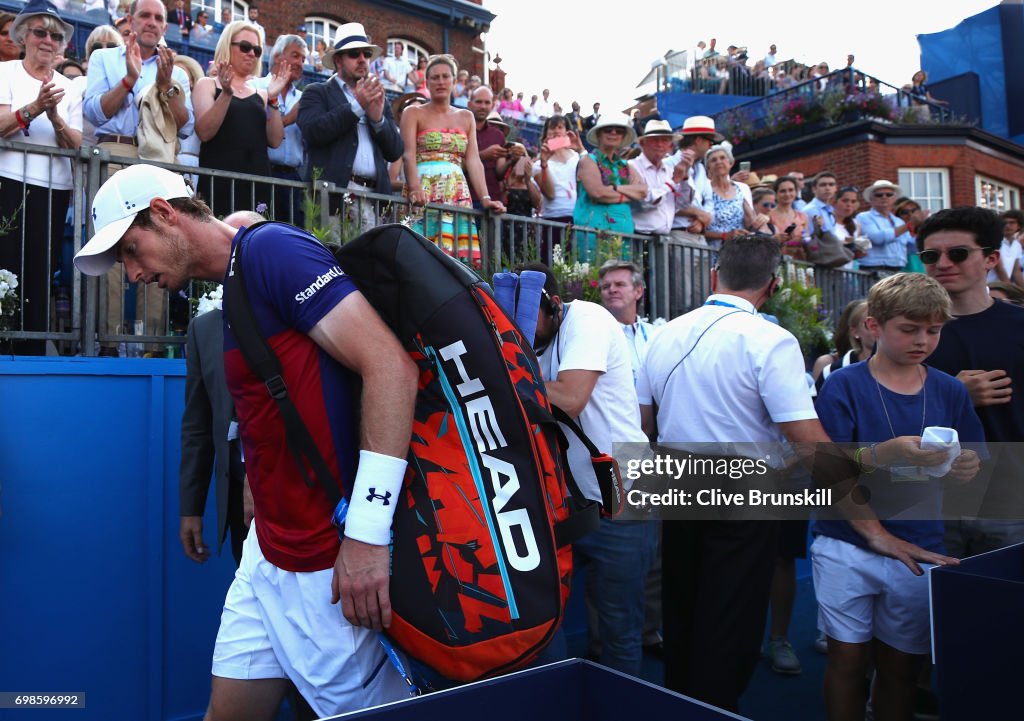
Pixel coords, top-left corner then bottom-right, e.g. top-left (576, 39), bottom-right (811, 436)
top-left (813, 272), bottom-right (983, 721)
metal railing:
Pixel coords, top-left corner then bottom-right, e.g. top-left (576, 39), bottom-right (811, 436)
top-left (711, 68), bottom-right (953, 147)
top-left (0, 140), bottom-right (874, 356)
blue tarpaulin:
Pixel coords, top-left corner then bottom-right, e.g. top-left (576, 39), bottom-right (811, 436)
top-left (918, 4), bottom-right (1016, 141)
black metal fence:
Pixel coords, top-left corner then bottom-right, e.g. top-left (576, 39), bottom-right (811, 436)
top-left (0, 140), bottom-right (873, 357)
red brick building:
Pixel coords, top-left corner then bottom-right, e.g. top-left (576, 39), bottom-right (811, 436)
top-left (742, 121), bottom-right (1024, 213)
top-left (183, 1), bottom-right (494, 78)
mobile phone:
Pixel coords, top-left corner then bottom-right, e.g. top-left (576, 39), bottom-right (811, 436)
top-left (739, 161), bottom-right (751, 173)
top-left (784, 223), bottom-right (797, 234)
top-left (547, 135), bottom-right (571, 151)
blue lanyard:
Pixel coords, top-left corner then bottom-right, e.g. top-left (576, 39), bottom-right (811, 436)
top-left (704, 299), bottom-right (750, 312)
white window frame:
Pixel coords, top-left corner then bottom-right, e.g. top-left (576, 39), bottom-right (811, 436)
top-left (305, 16), bottom-right (344, 64)
top-left (191, 1), bottom-right (249, 25)
top-left (897, 168), bottom-right (950, 212)
top-left (976, 174), bottom-right (1020, 212)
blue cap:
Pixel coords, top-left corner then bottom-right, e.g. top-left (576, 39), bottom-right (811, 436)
top-left (10, 0), bottom-right (74, 44)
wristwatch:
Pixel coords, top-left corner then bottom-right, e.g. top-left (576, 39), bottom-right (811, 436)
top-left (20, 106), bottom-right (35, 123)
top-left (163, 86), bottom-right (181, 100)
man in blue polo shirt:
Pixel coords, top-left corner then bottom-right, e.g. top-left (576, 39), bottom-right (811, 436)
top-left (252, 34), bottom-right (308, 227)
top-left (84, 0), bottom-right (194, 355)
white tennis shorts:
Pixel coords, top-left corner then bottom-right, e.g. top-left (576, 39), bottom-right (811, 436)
top-left (211, 526), bottom-right (410, 716)
top-left (811, 534), bottom-right (933, 655)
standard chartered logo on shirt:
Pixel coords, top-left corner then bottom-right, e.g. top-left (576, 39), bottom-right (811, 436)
top-left (295, 266), bottom-right (344, 304)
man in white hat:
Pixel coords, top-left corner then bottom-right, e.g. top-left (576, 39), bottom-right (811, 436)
top-left (74, 164), bottom-right (417, 719)
top-left (629, 119), bottom-right (692, 237)
top-left (665, 115), bottom-right (720, 307)
top-left (298, 23), bottom-right (403, 224)
top-left (855, 179), bottom-right (920, 276)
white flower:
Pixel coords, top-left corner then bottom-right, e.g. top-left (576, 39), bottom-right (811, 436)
top-left (195, 284), bottom-right (224, 315)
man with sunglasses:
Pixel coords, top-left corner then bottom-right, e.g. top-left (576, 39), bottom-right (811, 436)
top-left (84, 0), bottom-right (194, 356)
top-left (918, 207), bottom-right (1024, 555)
top-left (856, 179), bottom-right (922, 277)
top-left (298, 23), bottom-right (403, 224)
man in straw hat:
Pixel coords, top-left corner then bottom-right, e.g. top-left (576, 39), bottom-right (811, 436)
top-left (855, 179), bottom-right (920, 277)
top-left (298, 22), bottom-right (403, 226)
top-left (629, 119), bottom-right (692, 237)
top-left (74, 164), bottom-right (418, 718)
top-left (665, 115), bottom-right (721, 307)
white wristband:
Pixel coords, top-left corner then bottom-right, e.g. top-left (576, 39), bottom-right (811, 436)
top-left (343, 450), bottom-right (408, 546)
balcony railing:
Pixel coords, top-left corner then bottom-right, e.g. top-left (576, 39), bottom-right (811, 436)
top-left (711, 68), bottom-right (955, 151)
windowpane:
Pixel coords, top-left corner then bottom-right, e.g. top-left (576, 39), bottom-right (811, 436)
top-left (898, 168), bottom-right (948, 213)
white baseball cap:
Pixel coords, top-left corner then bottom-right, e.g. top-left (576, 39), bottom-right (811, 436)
top-left (74, 164), bottom-right (193, 276)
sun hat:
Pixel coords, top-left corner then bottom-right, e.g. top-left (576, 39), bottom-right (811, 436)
top-left (324, 22), bottom-right (382, 66)
top-left (637, 118), bottom-right (679, 141)
top-left (679, 115), bottom-right (724, 142)
top-left (863, 179), bottom-right (902, 202)
top-left (74, 165), bottom-right (193, 276)
top-left (10, 0), bottom-right (73, 46)
top-left (586, 113), bottom-right (637, 149)
top-left (392, 91), bottom-right (427, 118)
top-left (486, 111), bottom-right (511, 137)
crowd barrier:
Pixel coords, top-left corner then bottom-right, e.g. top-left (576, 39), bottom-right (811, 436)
top-left (0, 140), bottom-right (873, 356)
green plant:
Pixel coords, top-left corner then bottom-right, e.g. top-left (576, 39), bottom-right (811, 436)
top-left (305, 168), bottom-right (362, 247)
top-left (550, 232), bottom-right (626, 303)
top-left (761, 276), bottom-right (831, 362)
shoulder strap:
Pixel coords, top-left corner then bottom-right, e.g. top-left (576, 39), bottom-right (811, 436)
top-left (222, 222), bottom-right (344, 507)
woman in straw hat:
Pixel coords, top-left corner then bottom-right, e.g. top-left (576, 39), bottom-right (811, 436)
top-left (572, 113), bottom-right (646, 259)
top-left (0, 0), bottom-right (82, 354)
top-left (402, 54), bottom-right (505, 266)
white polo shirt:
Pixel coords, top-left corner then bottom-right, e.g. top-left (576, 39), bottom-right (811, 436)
top-left (636, 293), bottom-right (816, 466)
top-left (537, 300), bottom-right (648, 500)
top-left (988, 235), bottom-right (1022, 281)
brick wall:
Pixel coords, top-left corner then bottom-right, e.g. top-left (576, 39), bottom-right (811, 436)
top-left (249, 0), bottom-right (485, 78)
top-left (753, 136), bottom-right (1024, 207)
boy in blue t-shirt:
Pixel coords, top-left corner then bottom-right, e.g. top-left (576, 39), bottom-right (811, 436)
top-left (814, 272), bottom-right (983, 721)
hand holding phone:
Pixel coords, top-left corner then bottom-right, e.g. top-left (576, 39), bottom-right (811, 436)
top-left (546, 135), bottom-right (571, 151)
top-left (739, 161), bottom-right (751, 173)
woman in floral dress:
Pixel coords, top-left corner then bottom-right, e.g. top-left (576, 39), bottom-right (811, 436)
top-left (572, 113), bottom-right (646, 261)
top-left (401, 54), bottom-right (504, 265)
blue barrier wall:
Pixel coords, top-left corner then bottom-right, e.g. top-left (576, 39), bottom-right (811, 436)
top-left (0, 357), bottom-right (235, 721)
top-left (656, 92), bottom-right (756, 131)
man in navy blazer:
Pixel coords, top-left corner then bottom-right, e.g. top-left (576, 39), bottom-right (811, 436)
top-left (167, 0), bottom-right (192, 37)
top-left (298, 22), bottom-right (402, 221)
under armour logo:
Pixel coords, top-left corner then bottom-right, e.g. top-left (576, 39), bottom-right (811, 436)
top-left (366, 489), bottom-right (392, 505)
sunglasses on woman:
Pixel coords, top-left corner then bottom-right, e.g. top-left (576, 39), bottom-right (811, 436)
top-left (345, 49), bottom-right (374, 59)
top-left (30, 27), bottom-right (64, 43)
top-left (918, 246), bottom-right (990, 264)
top-left (231, 40), bottom-right (262, 57)
top-left (760, 202), bottom-right (777, 209)
top-left (91, 42), bottom-right (119, 53)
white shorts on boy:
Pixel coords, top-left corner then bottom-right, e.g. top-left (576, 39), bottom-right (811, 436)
top-left (811, 534), bottom-right (933, 655)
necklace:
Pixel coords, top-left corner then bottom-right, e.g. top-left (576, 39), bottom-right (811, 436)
top-left (870, 358), bottom-right (927, 438)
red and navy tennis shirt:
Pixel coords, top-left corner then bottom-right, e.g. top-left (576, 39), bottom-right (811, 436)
top-left (223, 222), bottom-right (359, 572)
